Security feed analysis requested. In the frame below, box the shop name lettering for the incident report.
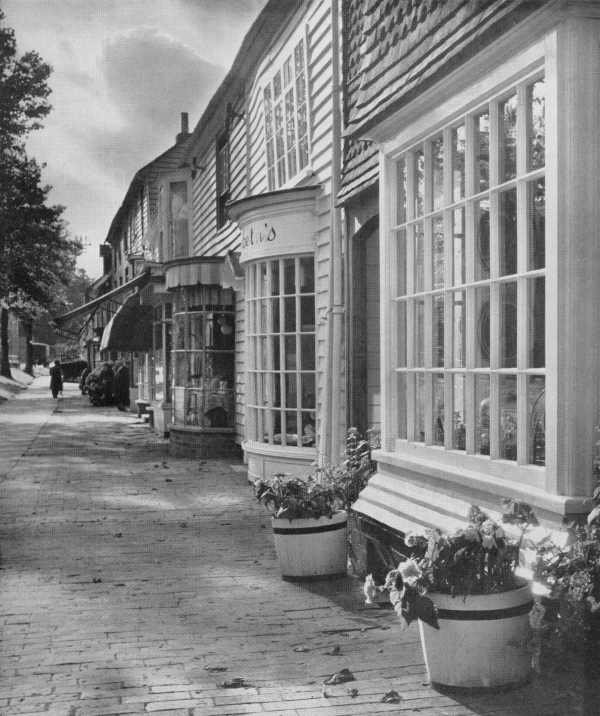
[241,224,276,248]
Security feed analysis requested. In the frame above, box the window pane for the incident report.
[500,375,517,461]
[397,157,407,225]
[273,70,282,98]
[286,373,297,408]
[414,224,425,293]
[452,124,466,201]
[283,56,292,86]
[474,111,490,193]
[283,259,295,293]
[397,372,407,439]
[433,374,444,446]
[301,373,315,409]
[474,286,490,367]
[528,376,545,466]
[433,294,444,368]
[300,335,315,371]
[272,335,280,370]
[452,374,466,450]
[414,148,424,217]
[527,276,545,368]
[529,79,545,171]
[500,93,517,182]
[500,281,518,368]
[283,296,296,332]
[271,260,280,295]
[433,215,444,289]
[415,372,425,442]
[284,335,296,369]
[299,256,314,292]
[499,189,518,276]
[397,228,407,296]
[397,301,407,368]
[528,178,545,270]
[475,199,490,281]
[299,295,314,331]
[272,297,280,333]
[475,374,490,456]
[294,40,304,76]
[452,291,466,368]
[432,135,444,211]
[453,208,465,285]
[414,298,425,367]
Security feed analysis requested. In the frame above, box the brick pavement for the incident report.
[0,378,590,715]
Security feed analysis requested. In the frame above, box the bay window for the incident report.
[246,256,316,447]
[392,74,545,467]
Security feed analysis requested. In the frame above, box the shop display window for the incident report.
[246,256,316,448]
[392,74,545,466]
[172,287,235,429]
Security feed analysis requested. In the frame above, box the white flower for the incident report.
[482,534,496,550]
[398,559,423,586]
[481,519,497,536]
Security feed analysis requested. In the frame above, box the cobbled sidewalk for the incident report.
[0,378,588,715]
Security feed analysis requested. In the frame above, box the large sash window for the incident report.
[393,75,545,466]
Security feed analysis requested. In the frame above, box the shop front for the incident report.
[165,256,238,458]
[228,186,319,481]
[348,4,598,576]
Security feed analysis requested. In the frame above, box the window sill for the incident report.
[372,446,588,520]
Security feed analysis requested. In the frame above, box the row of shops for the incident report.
[56,0,600,576]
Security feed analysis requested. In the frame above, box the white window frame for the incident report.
[379,41,551,493]
[262,28,311,192]
[245,255,316,449]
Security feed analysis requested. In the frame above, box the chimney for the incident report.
[176,112,190,144]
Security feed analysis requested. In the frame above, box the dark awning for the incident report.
[54,271,151,326]
[99,294,153,352]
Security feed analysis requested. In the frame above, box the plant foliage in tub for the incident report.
[376,500,539,630]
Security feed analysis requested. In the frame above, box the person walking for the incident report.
[79,362,91,394]
[113,361,130,412]
[49,360,63,399]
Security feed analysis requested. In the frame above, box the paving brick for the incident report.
[0,380,588,716]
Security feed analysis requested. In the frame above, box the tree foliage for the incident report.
[0,9,83,377]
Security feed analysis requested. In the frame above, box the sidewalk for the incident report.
[0,380,588,715]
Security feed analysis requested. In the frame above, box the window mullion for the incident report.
[489,100,500,188]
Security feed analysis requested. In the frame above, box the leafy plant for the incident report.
[253,473,340,521]
[375,500,538,631]
[253,427,380,520]
[528,482,600,674]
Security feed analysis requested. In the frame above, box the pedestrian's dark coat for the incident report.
[49,362,63,398]
[113,363,130,408]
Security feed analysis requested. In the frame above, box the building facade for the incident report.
[56,1,599,578]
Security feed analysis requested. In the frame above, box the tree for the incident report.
[0,9,82,378]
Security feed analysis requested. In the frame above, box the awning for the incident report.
[99,294,153,352]
[54,271,151,326]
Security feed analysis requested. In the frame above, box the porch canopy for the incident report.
[99,294,153,352]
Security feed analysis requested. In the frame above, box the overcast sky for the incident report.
[3,0,269,279]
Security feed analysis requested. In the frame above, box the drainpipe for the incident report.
[322,0,344,466]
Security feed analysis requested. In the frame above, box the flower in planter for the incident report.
[373,500,538,632]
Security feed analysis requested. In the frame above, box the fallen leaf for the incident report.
[218,678,252,688]
[347,688,359,698]
[324,668,355,685]
[293,646,309,652]
[381,690,402,703]
[205,666,228,672]
[326,645,341,655]
[114,533,123,538]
